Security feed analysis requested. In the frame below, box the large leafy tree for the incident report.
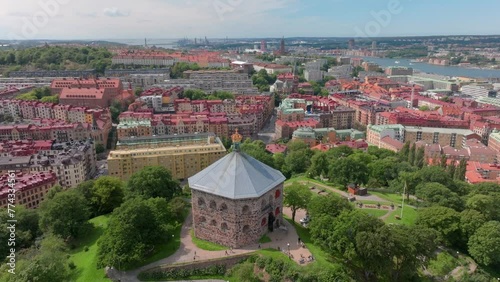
[240,139,274,168]
[283,182,311,222]
[284,150,313,175]
[416,206,461,246]
[97,197,178,269]
[468,221,500,267]
[308,151,329,178]
[329,155,369,188]
[0,206,40,258]
[466,194,500,221]
[415,182,464,211]
[11,235,71,282]
[356,225,438,281]
[127,166,180,200]
[460,209,487,245]
[307,193,353,220]
[368,157,400,187]
[39,190,90,239]
[91,176,125,216]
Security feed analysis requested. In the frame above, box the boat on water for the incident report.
[409,63,414,65]
[395,61,400,64]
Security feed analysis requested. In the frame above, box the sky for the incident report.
[1,0,499,40]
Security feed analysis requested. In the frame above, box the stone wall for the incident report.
[191,183,283,248]
[141,253,254,274]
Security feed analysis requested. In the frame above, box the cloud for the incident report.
[103,7,130,17]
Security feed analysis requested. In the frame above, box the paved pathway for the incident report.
[113,210,312,282]
[285,180,391,203]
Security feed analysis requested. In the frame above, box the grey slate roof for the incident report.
[188,151,286,200]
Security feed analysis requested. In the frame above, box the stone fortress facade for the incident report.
[189,130,285,248]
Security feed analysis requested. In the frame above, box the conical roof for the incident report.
[188,151,286,200]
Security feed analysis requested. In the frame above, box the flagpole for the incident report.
[401,181,406,219]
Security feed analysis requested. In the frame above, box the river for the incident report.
[361,57,500,79]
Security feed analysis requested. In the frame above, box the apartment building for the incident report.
[0,139,96,188]
[0,171,57,209]
[108,133,227,180]
[368,124,479,149]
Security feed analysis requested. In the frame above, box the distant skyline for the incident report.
[1,0,500,40]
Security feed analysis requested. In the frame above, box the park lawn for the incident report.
[190,230,228,251]
[70,215,111,282]
[361,208,390,218]
[369,191,404,203]
[384,206,418,225]
[286,177,343,191]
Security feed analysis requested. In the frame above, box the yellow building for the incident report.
[108,133,227,180]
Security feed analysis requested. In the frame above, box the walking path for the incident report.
[285,180,390,203]
[113,211,312,282]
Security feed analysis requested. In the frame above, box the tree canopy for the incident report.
[39,190,91,239]
[283,182,311,222]
[467,221,500,267]
[97,197,178,269]
[127,166,181,200]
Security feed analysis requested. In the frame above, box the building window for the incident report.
[210,220,217,226]
[275,189,281,198]
[242,205,250,214]
[198,197,206,208]
[209,200,217,210]
[221,223,228,232]
[198,216,206,225]
[242,225,250,233]
[261,218,267,226]
[275,207,281,216]
[220,203,228,212]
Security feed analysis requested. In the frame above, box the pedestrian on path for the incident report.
[298,237,301,245]
[225,250,228,255]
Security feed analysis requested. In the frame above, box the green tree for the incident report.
[45,185,63,200]
[39,190,90,239]
[272,152,286,172]
[440,155,448,168]
[283,182,311,222]
[466,194,500,221]
[399,141,410,161]
[454,158,467,181]
[285,150,312,175]
[366,146,397,160]
[14,235,71,282]
[415,182,464,211]
[134,87,143,97]
[0,206,40,258]
[240,140,274,168]
[408,143,416,165]
[91,176,125,216]
[40,95,59,103]
[468,221,500,266]
[329,156,369,188]
[127,166,181,200]
[368,157,399,187]
[307,193,353,220]
[97,198,177,269]
[460,209,487,245]
[416,206,461,246]
[447,162,456,178]
[414,146,425,168]
[307,151,329,178]
[95,143,105,154]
